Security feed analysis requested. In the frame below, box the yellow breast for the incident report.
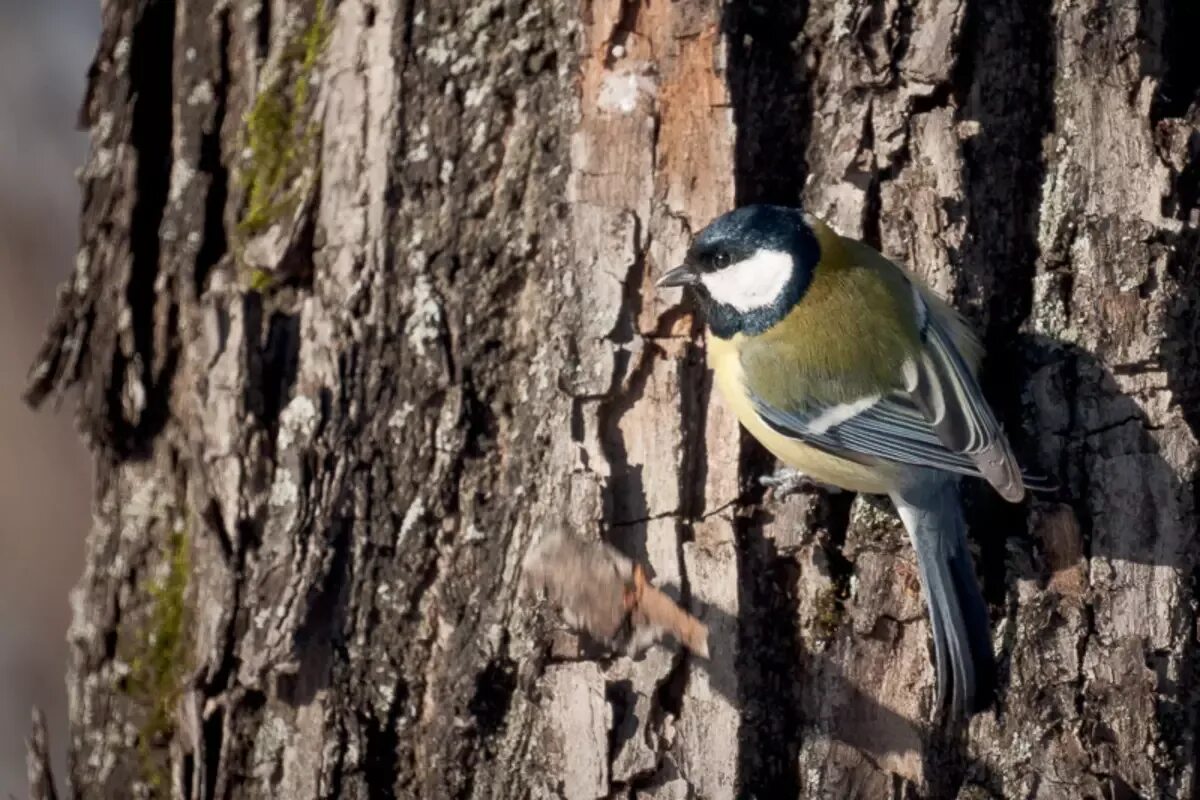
[706,332,903,495]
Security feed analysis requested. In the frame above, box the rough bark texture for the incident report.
[27,0,1199,797]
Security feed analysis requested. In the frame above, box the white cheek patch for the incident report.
[699,249,794,312]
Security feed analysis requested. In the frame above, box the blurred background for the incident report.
[0,0,98,791]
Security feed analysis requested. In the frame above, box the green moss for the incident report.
[126,530,191,796]
[240,90,298,235]
[247,267,277,293]
[293,4,330,110]
[237,1,330,239]
[812,586,843,642]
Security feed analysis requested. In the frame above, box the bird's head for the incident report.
[656,205,820,338]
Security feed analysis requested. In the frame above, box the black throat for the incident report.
[698,272,810,338]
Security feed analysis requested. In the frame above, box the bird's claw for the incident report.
[759,468,843,501]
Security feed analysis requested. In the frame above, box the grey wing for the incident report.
[751,389,998,481]
[749,292,1036,500]
[909,305,1026,500]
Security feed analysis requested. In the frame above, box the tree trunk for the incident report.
[27,0,1199,797]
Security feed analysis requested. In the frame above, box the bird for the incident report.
[656,204,1049,718]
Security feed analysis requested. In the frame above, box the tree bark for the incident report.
[27,0,1200,797]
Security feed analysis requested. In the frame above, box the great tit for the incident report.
[657,205,1046,718]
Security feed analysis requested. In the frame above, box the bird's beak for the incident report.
[655,264,699,288]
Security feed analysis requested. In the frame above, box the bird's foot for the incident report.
[759,468,843,502]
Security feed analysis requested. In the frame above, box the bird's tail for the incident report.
[890,476,996,718]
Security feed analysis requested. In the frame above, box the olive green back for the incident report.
[736,233,923,410]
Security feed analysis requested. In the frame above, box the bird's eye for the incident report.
[711,252,730,270]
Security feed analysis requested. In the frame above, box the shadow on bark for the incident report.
[722,0,813,794]
[1162,226,1200,798]
[716,0,1200,795]
[599,213,654,568]
[953,0,1055,614]
[1150,0,1200,440]
[724,0,812,208]
[953,3,1056,795]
